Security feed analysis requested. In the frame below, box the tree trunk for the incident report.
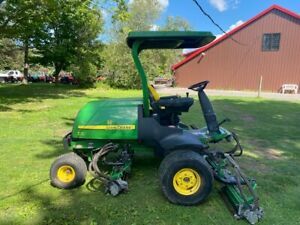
[23,39,29,80]
[53,62,63,84]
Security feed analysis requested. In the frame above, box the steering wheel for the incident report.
[188,80,209,91]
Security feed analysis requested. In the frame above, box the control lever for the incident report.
[218,118,231,126]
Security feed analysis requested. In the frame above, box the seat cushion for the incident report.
[157,97,194,112]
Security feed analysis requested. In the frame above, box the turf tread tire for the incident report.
[50,152,87,189]
[159,150,213,205]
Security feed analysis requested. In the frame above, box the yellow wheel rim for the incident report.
[57,165,75,183]
[173,168,201,196]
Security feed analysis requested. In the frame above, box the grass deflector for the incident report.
[50,31,263,224]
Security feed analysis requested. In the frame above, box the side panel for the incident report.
[159,132,208,155]
[72,99,142,140]
[138,106,208,156]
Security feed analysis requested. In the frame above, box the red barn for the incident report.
[172,5,300,92]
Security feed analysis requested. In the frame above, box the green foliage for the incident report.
[0,0,104,84]
[102,42,140,88]
[0,0,48,77]
[162,16,191,31]
[69,41,104,87]
[69,62,98,87]
[33,0,104,83]
[103,0,192,89]
[126,0,162,31]
[111,0,130,23]
[0,38,23,70]
[0,0,189,86]
[148,16,191,79]
[0,0,46,41]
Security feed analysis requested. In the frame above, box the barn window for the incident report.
[262,33,281,51]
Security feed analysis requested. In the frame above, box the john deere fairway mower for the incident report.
[50,31,263,224]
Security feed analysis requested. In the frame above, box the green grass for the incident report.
[0,83,299,225]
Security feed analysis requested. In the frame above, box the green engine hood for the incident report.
[72,99,142,140]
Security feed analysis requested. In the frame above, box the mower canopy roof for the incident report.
[127,31,215,50]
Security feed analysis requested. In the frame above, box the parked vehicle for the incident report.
[152,77,174,87]
[45,75,54,83]
[0,70,24,83]
[0,71,8,83]
[28,72,54,83]
[59,73,77,85]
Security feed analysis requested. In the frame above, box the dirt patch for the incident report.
[265,148,285,160]
[52,129,69,138]
[252,148,287,160]
[239,158,272,174]
[247,139,269,147]
[240,114,256,122]
[246,139,287,161]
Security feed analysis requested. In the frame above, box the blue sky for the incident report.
[157,0,299,36]
[100,0,299,42]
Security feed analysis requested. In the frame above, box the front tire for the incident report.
[159,150,213,205]
[50,152,87,189]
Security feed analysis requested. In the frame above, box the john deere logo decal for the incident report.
[78,125,135,130]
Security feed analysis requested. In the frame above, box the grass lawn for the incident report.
[0,84,300,225]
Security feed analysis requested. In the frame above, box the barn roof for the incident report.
[172,5,300,70]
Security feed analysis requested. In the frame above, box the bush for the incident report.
[69,62,97,87]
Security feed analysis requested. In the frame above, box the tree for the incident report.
[0,0,104,84]
[152,16,191,77]
[33,0,104,84]
[102,0,191,89]
[161,16,191,31]
[68,40,103,85]
[0,0,46,79]
[0,38,23,70]
[102,0,162,88]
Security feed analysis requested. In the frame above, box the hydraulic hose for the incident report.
[89,143,118,184]
[225,132,243,157]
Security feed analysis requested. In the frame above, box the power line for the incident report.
[191,0,246,46]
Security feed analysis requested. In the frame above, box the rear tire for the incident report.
[50,152,87,189]
[159,150,213,205]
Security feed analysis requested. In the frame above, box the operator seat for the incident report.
[148,85,194,125]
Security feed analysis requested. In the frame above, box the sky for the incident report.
[155,0,299,36]
[101,0,299,43]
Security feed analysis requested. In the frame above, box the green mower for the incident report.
[50,31,263,224]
